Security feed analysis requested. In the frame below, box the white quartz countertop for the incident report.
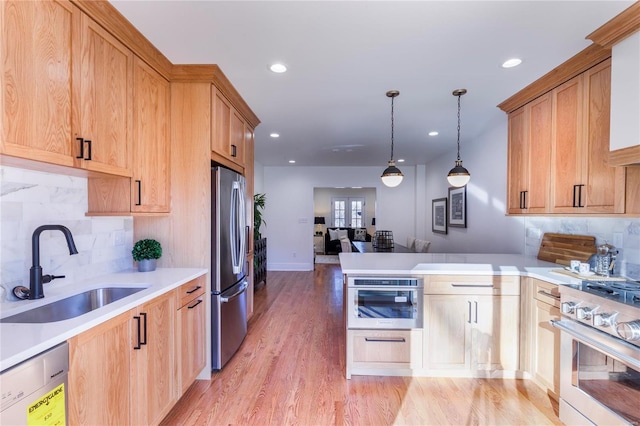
[339,252,587,286]
[0,268,207,372]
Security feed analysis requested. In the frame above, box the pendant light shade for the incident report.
[381,90,403,187]
[447,89,470,187]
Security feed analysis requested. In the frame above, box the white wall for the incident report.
[263,166,417,270]
[0,166,134,301]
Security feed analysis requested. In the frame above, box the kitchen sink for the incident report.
[0,287,148,323]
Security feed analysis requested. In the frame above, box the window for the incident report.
[332,197,365,227]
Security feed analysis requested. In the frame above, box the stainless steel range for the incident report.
[552,279,640,425]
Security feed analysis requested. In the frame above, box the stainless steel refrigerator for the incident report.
[211,165,248,370]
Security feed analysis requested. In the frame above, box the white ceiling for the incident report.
[110,0,634,168]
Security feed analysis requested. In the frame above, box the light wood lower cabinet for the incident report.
[176,277,206,394]
[423,294,520,372]
[68,287,195,425]
[532,298,561,398]
[423,275,520,374]
[346,329,422,378]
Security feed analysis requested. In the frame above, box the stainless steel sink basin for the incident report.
[0,287,147,323]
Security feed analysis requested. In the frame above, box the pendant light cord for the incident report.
[390,95,395,162]
[456,93,461,161]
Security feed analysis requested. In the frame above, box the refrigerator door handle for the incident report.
[231,181,241,274]
[221,280,248,303]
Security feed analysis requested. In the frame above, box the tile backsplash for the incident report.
[524,216,640,280]
[0,166,133,301]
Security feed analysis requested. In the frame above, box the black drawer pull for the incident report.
[188,299,203,309]
[186,285,202,294]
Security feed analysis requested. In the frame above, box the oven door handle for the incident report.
[551,319,640,370]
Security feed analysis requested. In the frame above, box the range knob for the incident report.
[576,306,595,320]
[561,301,577,315]
[616,321,640,342]
[593,312,616,328]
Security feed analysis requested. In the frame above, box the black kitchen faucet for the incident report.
[13,225,79,300]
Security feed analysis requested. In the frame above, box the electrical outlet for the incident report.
[613,232,623,248]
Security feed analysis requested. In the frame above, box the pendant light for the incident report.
[381,90,403,187]
[447,89,471,187]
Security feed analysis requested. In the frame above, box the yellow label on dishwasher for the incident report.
[27,383,66,426]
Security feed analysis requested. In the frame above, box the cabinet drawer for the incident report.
[533,279,560,308]
[177,276,205,308]
[424,275,520,296]
[350,330,420,364]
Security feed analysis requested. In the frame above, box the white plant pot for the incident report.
[137,259,156,272]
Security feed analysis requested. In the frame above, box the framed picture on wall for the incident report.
[432,198,447,234]
[448,186,467,228]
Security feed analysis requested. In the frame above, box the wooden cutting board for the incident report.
[537,233,596,266]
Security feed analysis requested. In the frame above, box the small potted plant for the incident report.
[132,239,162,272]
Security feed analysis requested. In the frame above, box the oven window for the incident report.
[356,290,415,319]
[575,342,640,424]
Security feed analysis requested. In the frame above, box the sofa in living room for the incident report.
[324,227,372,254]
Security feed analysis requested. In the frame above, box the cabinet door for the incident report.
[424,295,471,370]
[533,300,560,397]
[131,291,177,425]
[229,110,246,167]
[551,75,583,212]
[68,311,132,425]
[177,293,206,394]
[473,296,519,371]
[507,107,528,213]
[1,0,75,167]
[74,14,133,176]
[582,60,625,213]
[526,94,552,213]
[212,86,232,157]
[131,57,171,213]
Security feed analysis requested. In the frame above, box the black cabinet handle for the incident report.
[85,139,92,160]
[187,299,203,309]
[231,144,237,158]
[140,312,147,346]
[572,185,578,207]
[186,285,202,294]
[135,180,142,206]
[76,137,84,159]
[577,184,585,208]
[519,191,523,209]
[133,315,142,349]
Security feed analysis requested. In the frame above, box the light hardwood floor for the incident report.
[161,265,561,425]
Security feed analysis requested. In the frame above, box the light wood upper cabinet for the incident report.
[507,93,552,214]
[551,60,625,214]
[1,0,133,177]
[1,0,75,167]
[212,85,247,169]
[131,57,171,213]
[507,58,638,215]
[73,14,133,177]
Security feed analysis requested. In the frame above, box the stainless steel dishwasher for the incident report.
[1,342,69,425]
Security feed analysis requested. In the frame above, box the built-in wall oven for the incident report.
[551,281,640,425]
[346,276,423,329]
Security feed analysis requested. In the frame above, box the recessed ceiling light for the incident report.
[428,131,439,136]
[288,160,295,164]
[502,58,522,68]
[270,133,280,138]
[397,159,405,163]
[270,63,287,73]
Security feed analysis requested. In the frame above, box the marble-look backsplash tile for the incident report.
[524,216,640,280]
[0,166,133,301]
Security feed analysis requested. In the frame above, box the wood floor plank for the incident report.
[161,265,560,425]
